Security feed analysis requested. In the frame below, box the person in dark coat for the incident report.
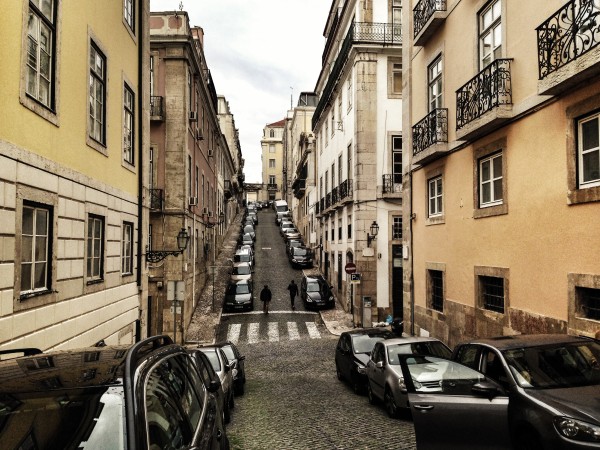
[287,280,298,310]
[260,285,272,314]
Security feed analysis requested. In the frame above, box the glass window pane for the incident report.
[35,236,47,262]
[582,119,599,150]
[22,236,33,263]
[437,196,443,212]
[94,220,101,239]
[34,262,46,289]
[482,183,491,203]
[23,208,34,235]
[583,151,600,182]
[21,264,32,291]
[481,160,490,182]
[93,258,100,276]
[493,154,502,176]
[494,179,503,200]
[36,210,48,235]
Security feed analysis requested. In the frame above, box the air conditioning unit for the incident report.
[207,148,214,157]
[195,128,204,140]
[188,197,198,206]
[202,207,209,215]
[189,111,198,122]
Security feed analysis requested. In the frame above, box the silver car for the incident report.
[365,337,452,417]
[198,347,235,421]
[230,261,252,281]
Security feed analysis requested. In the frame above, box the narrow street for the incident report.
[220,209,417,449]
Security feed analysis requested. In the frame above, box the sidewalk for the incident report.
[185,210,356,343]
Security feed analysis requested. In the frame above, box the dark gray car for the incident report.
[404,334,600,449]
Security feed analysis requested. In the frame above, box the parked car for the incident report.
[365,337,453,417]
[230,261,253,281]
[189,347,231,424]
[238,244,254,256]
[437,334,600,450]
[0,336,230,450]
[197,346,235,423]
[300,275,335,309]
[223,279,254,312]
[233,248,254,269]
[289,246,313,268]
[286,239,304,256]
[335,328,396,394]
[238,233,254,249]
[279,221,294,236]
[283,227,301,241]
[241,224,256,240]
[247,212,258,224]
[217,341,247,396]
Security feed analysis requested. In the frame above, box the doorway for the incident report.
[392,245,403,318]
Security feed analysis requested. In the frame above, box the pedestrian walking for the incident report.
[260,284,272,314]
[287,280,298,310]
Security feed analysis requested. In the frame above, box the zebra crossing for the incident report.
[224,319,324,344]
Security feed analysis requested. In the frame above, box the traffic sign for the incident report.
[345,262,357,274]
[350,273,361,283]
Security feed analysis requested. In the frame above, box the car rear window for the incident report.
[387,341,452,364]
[233,265,251,275]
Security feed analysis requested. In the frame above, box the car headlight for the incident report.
[554,417,600,442]
[398,376,407,392]
[292,259,298,263]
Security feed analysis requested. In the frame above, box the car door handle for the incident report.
[413,404,434,411]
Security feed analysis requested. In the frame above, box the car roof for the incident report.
[457,334,591,350]
[227,278,251,285]
[235,248,251,255]
[380,337,444,346]
[343,328,395,337]
[232,261,251,267]
[304,275,326,282]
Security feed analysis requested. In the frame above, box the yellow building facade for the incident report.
[403,0,600,346]
[0,0,150,350]
[261,119,286,201]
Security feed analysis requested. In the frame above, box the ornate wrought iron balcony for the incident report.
[325,192,332,209]
[319,197,325,214]
[293,179,306,199]
[150,188,163,211]
[331,186,339,205]
[338,179,353,202]
[412,108,448,156]
[537,0,600,79]
[413,0,447,43]
[150,96,164,119]
[382,174,402,194]
[456,59,513,130]
[267,183,278,191]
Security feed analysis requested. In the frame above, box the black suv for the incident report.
[0,336,230,450]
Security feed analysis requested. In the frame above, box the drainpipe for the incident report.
[409,170,415,336]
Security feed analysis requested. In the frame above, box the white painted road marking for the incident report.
[305,322,321,339]
[268,322,279,342]
[287,322,300,340]
[247,322,260,344]
[227,323,241,344]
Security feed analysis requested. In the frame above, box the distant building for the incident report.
[0,1,150,350]
[261,119,286,202]
[403,0,600,345]
[313,0,403,326]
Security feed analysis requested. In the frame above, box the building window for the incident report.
[269,144,275,153]
[392,0,402,25]
[479,0,502,69]
[392,216,402,239]
[124,0,134,32]
[392,136,402,184]
[270,129,275,138]
[480,276,505,313]
[338,95,343,123]
[123,84,134,165]
[325,121,329,145]
[269,175,276,185]
[89,42,106,145]
[428,56,443,111]
[269,159,276,168]
[331,110,335,136]
[87,215,104,281]
[338,219,342,241]
[479,152,503,207]
[347,145,352,180]
[577,287,600,320]
[429,270,444,312]
[148,224,152,251]
[389,59,402,97]
[347,75,352,111]
[188,155,192,199]
[21,203,51,295]
[577,112,600,188]
[428,176,443,217]
[348,214,352,239]
[26,0,56,108]
[122,222,133,275]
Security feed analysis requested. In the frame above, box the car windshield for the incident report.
[352,334,390,354]
[306,281,321,292]
[201,350,221,371]
[386,341,452,364]
[221,345,235,361]
[404,356,487,395]
[293,248,308,256]
[502,341,600,389]
[0,388,126,449]
[234,254,250,263]
[227,284,250,294]
[233,265,250,275]
[242,236,252,242]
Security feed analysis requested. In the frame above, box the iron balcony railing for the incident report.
[150,188,163,210]
[413,0,447,38]
[412,108,448,155]
[382,174,403,194]
[338,179,352,200]
[331,186,339,205]
[313,21,402,130]
[326,192,332,209]
[267,183,278,191]
[150,96,164,118]
[456,59,513,130]
[537,0,600,79]
[319,197,325,213]
[315,201,320,215]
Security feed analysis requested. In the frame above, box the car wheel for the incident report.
[384,387,398,418]
[367,382,378,405]
[335,363,343,381]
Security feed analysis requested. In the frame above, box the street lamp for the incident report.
[366,221,379,247]
[146,228,190,263]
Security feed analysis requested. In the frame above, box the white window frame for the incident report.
[87,215,104,281]
[577,113,600,188]
[428,56,443,111]
[479,0,502,69]
[479,152,503,207]
[89,42,106,145]
[122,222,133,275]
[26,0,55,108]
[428,176,443,217]
[269,159,276,168]
[123,0,134,32]
[123,83,134,165]
[21,204,50,294]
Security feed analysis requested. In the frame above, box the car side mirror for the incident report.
[471,381,501,400]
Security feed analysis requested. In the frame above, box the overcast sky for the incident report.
[150,0,332,182]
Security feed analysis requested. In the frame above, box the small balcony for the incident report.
[292,178,306,199]
[382,174,402,198]
[325,192,332,209]
[338,179,353,204]
[537,0,600,95]
[412,108,449,165]
[149,188,163,211]
[456,59,513,141]
[319,197,325,215]
[267,183,278,191]
[150,96,164,121]
[413,0,447,46]
[224,180,232,199]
